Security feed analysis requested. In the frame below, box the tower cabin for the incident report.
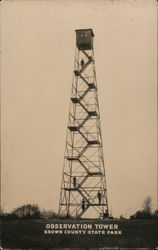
[75,29,94,50]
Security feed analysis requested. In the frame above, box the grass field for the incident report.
[1,218,158,249]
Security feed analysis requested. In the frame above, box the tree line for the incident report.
[0,204,68,219]
[1,196,158,220]
[129,196,158,220]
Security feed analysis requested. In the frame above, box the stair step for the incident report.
[78,175,89,186]
[80,60,91,73]
[77,204,90,218]
[68,114,90,132]
[80,88,90,100]
[78,115,90,129]
[78,144,89,157]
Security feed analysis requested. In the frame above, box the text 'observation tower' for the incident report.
[58,29,109,219]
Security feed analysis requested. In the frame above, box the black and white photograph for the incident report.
[0,0,157,248]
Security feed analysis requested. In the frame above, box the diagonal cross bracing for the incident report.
[58,29,109,219]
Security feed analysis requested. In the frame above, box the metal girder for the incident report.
[58,36,109,219]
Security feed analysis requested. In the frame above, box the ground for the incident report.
[1,218,158,249]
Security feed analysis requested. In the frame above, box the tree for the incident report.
[142,196,152,215]
[13,204,41,218]
[130,196,153,220]
[153,209,158,219]
[119,214,126,220]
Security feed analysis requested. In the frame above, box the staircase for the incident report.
[77,143,89,158]
[62,169,103,218]
[66,139,100,160]
[71,83,96,104]
[76,184,91,218]
[78,175,89,187]
[73,52,94,88]
[79,57,92,74]
[78,189,90,204]
[78,114,90,129]
[81,49,92,59]
[78,139,100,158]
[78,171,102,187]
[79,87,91,101]
[77,204,90,218]
[68,110,98,132]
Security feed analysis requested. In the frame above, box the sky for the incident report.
[1,0,157,218]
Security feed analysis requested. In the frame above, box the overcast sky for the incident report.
[1,0,157,218]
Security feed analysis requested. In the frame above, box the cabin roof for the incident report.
[75,29,94,37]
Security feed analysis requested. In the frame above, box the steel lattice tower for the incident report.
[58,29,109,219]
